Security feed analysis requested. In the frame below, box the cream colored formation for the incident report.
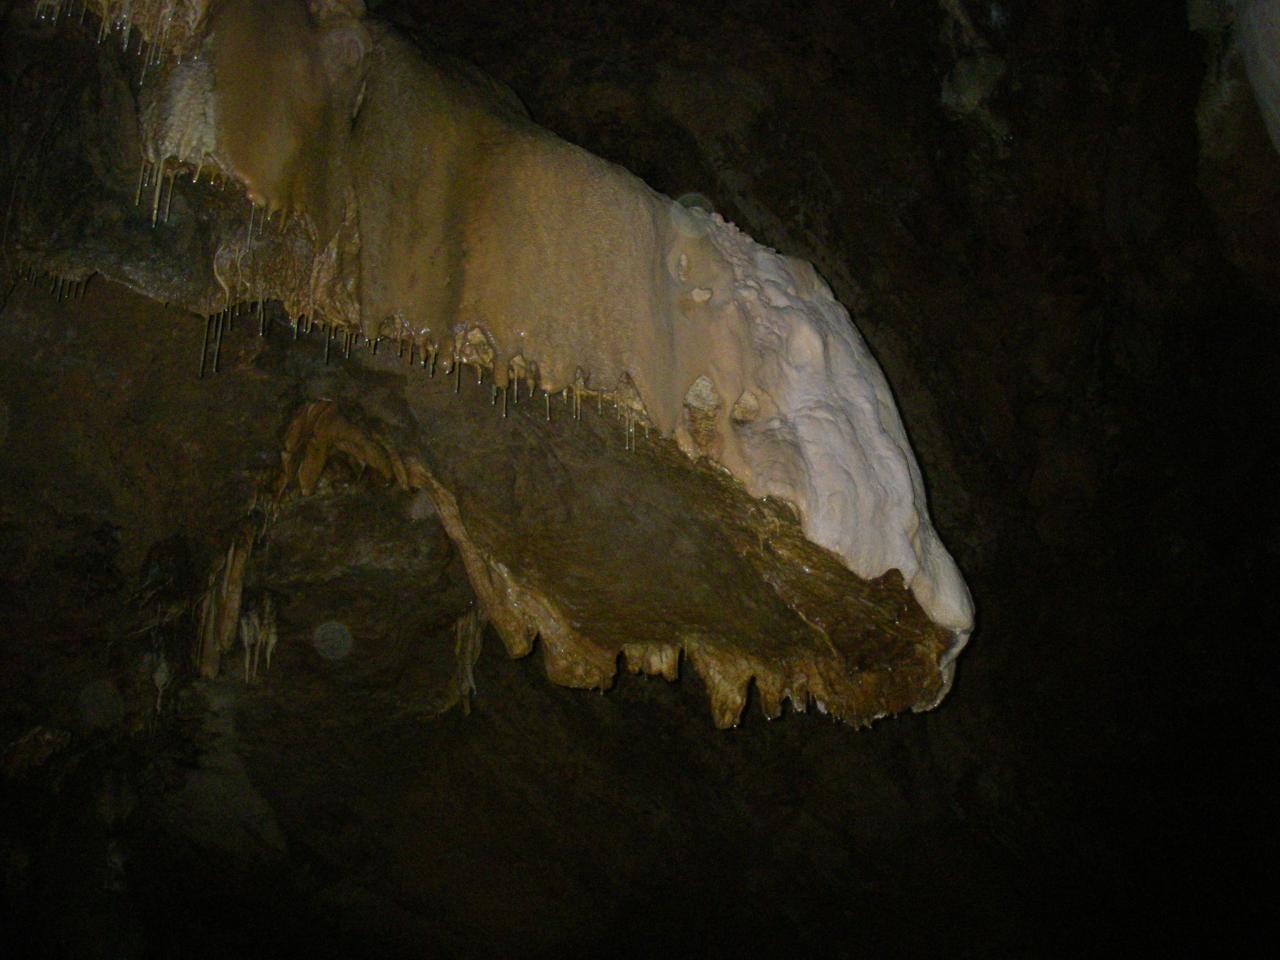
[238,594,277,683]
[32,0,975,710]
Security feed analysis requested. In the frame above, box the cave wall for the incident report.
[1,0,1274,955]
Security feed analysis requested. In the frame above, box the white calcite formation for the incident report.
[670,208,976,645]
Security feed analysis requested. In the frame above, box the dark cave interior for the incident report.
[0,1,1275,956]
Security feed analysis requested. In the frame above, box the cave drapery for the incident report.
[2,0,973,729]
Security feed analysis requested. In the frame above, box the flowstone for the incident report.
[2,0,974,727]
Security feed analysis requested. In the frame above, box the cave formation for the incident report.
[0,1,1273,957]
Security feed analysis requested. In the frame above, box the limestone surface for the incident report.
[2,0,973,724]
